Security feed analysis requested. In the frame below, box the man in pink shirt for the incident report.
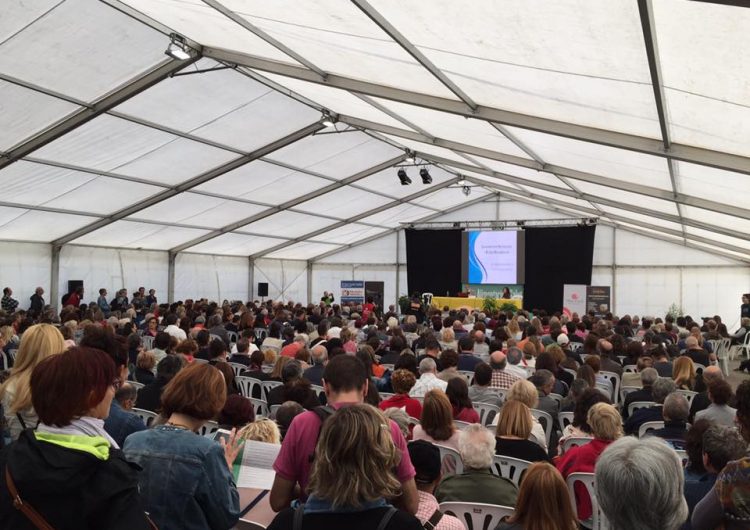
[270,355,419,514]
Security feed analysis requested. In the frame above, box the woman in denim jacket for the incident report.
[124,363,244,530]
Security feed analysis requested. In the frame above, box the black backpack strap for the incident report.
[375,507,398,530]
[308,406,336,463]
[423,509,444,530]
[15,413,27,430]
[292,503,305,530]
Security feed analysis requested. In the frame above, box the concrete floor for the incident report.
[726,355,750,389]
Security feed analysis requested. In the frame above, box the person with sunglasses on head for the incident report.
[0,347,153,529]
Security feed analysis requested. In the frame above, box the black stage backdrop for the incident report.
[405,229,463,297]
[523,225,596,312]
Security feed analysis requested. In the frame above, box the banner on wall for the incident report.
[463,284,524,300]
[563,284,587,318]
[586,286,611,317]
[340,280,365,304]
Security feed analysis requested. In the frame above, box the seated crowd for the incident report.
[0,286,748,529]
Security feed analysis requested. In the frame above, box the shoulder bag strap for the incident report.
[15,413,27,430]
[292,503,305,530]
[423,509,444,530]
[375,506,398,530]
[5,467,55,530]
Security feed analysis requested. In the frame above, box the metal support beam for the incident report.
[306,261,313,305]
[50,245,61,313]
[351,0,477,108]
[310,194,494,262]
[52,121,324,246]
[251,175,461,258]
[203,48,750,175]
[638,0,687,243]
[339,115,750,222]
[395,229,401,308]
[422,152,750,242]
[612,227,617,314]
[170,154,406,253]
[248,257,255,301]
[167,252,176,304]
[0,56,200,171]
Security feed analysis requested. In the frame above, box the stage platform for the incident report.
[432,296,523,311]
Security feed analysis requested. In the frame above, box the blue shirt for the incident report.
[123,425,240,530]
[104,401,146,448]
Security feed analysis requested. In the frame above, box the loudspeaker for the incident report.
[257,282,269,297]
[68,280,83,294]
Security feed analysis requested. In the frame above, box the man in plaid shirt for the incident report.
[489,350,522,390]
[1,287,18,313]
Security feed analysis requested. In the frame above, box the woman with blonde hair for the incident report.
[556,402,623,521]
[495,401,551,463]
[412,389,460,452]
[0,324,65,440]
[498,462,578,530]
[440,327,457,350]
[267,404,422,530]
[507,317,522,341]
[238,418,281,445]
[494,379,547,450]
[269,355,292,381]
[673,356,696,390]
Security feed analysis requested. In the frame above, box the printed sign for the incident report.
[340,280,365,304]
[563,284,587,318]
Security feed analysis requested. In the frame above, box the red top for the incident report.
[379,393,423,420]
[556,438,614,520]
[66,292,80,307]
[453,406,480,424]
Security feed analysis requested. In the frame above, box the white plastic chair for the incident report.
[454,420,473,431]
[549,393,564,407]
[490,455,532,487]
[250,397,269,418]
[638,421,665,438]
[623,364,637,373]
[434,444,464,476]
[129,381,145,392]
[561,436,592,453]
[559,411,575,429]
[228,362,246,377]
[457,370,475,385]
[569,343,583,352]
[132,407,158,427]
[531,409,553,447]
[235,376,263,399]
[199,420,220,437]
[192,358,209,365]
[694,363,707,375]
[524,366,536,378]
[472,402,500,426]
[599,371,621,404]
[566,472,609,530]
[676,389,698,406]
[141,335,154,350]
[628,401,655,417]
[310,384,326,403]
[227,331,239,344]
[261,380,283,401]
[439,502,514,530]
[619,386,639,403]
[729,332,750,360]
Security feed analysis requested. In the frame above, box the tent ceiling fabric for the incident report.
[0,0,748,262]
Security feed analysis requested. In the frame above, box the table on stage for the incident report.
[432,296,523,311]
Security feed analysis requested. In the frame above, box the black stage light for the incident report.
[419,168,432,184]
[462,185,471,196]
[398,169,411,185]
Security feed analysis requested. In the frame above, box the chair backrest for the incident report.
[472,402,500,426]
[254,328,268,342]
[250,397,269,418]
[380,363,395,371]
[569,342,583,352]
[694,363,707,375]
[192,358,209,365]
[199,420,220,437]
[379,392,395,400]
[559,411,575,429]
[457,370,475,385]
[406,416,420,427]
[209,334,224,344]
[473,342,490,356]
[227,331,238,344]
[236,376,263,399]
[229,362,246,377]
[524,366,536,378]
[310,384,326,404]
[628,401,656,417]
[675,449,688,467]
[491,455,532,487]
[269,404,281,417]
[676,389,698,405]
[234,519,266,530]
[261,380,283,401]
[530,409,553,447]
[129,381,145,392]
[439,502,514,530]
[619,385,640,403]
[566,472,609,530]
[599,371,620,404]
[616,356,626,364]
[563,368,578,379]
[132,407,158,427]
[623,364,637,373]
[141,335,154,350]
[548,393,564,406]
[453,420,473,431]
[562,436,592,453]
[638,421,665,438]
[434,443,464,476]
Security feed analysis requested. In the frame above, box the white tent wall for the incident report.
[59,246,168,304]
[174,253,248,303]
[0,242,51,310]
[253,258,308,303]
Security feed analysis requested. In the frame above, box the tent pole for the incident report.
[248,258,255,302]
[50,245,61,314]
[167,252,176,304]
[307,261,313,306]
[395,230,401,312]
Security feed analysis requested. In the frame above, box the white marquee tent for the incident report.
[0,0,748,325]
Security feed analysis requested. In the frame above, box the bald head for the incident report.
[685,336,699,349]
[702,365,722,384]
[599,340,613,354]
[474,330,485,342]
[489,350,507,370]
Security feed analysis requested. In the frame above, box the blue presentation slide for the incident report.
[467,231,519,284]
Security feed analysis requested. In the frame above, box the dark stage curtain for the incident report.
[405,229,463,297]
[523,226,596,312]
